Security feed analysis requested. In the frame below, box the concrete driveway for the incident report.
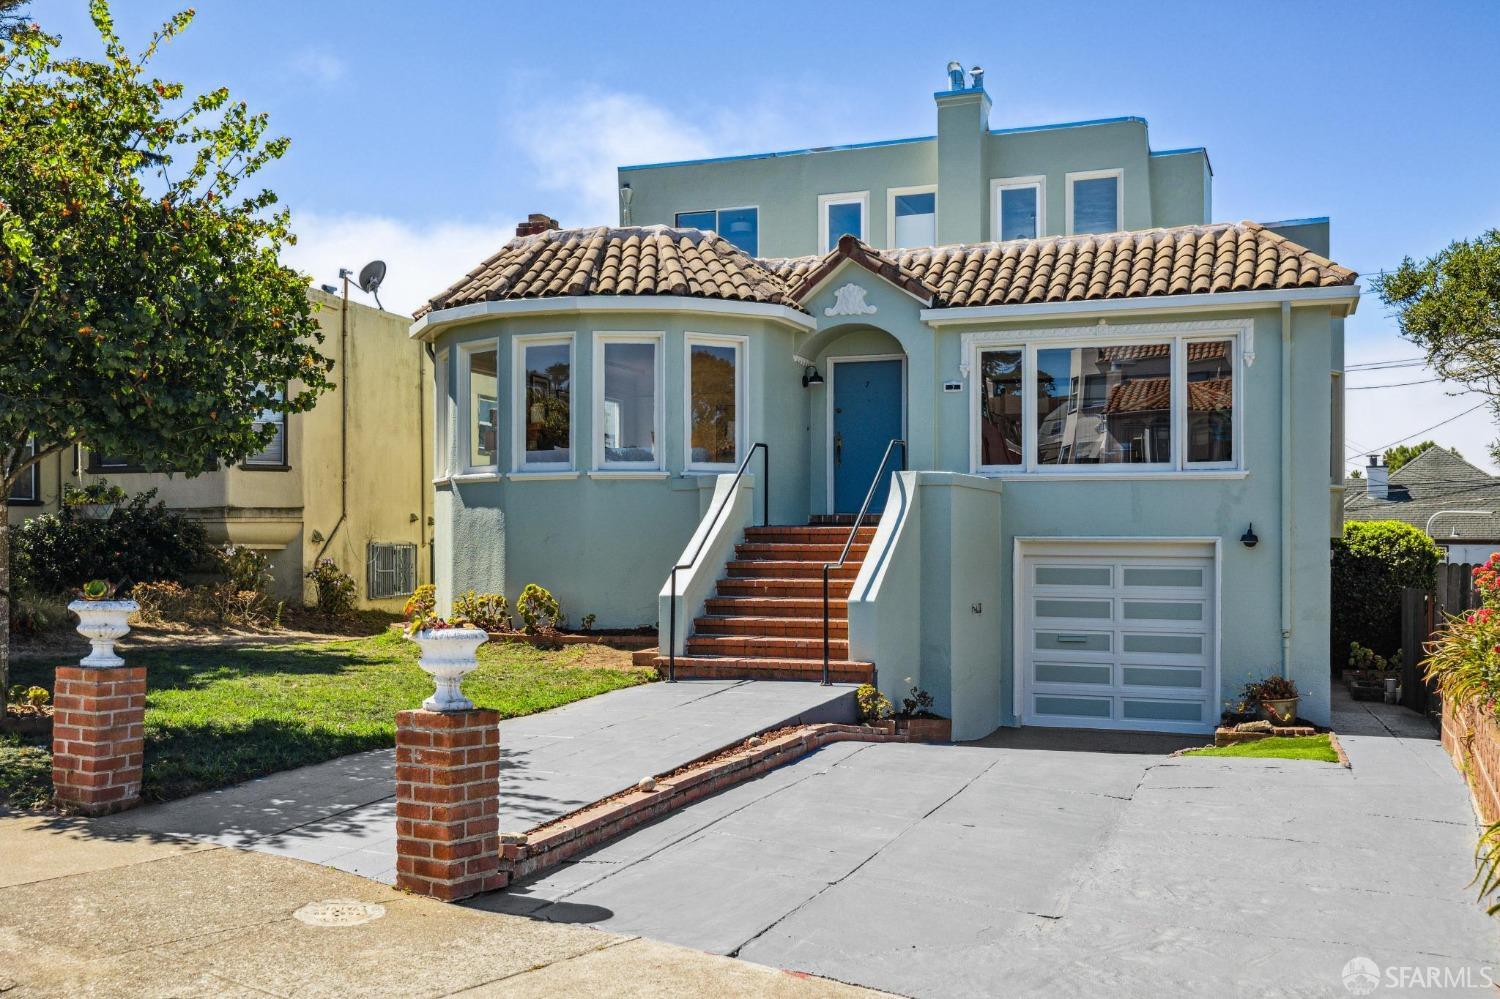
[483,692,1499,997]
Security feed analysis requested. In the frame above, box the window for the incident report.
[686,336,743,470]
[367,542,417,600]
[514,335,573,470]
[461,342,499,471]
[1067,170,1122,235]
[991,177,1045,241]
[1185,340,1234,465]
[243,387,287,468]
[8,437,38,503]
[674,207,758,255]
[968,324,1243,475]
[888,186,936,248]
[1036,343,1171,466]
[594,335,662,469]
[819,192,867,252]
[434,349,451,478]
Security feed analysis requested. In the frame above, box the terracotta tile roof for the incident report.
[416,226,797,318]
[419,220,1356,320]
[1103,377,1232,414]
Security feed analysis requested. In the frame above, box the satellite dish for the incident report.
[357,260,386,309]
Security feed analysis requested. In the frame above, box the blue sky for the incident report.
[40,0,1500,470]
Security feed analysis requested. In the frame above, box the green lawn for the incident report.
[3,632,651,804]
[1184,733,1339,763]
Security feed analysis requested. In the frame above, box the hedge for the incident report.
[1330,520,1440,670]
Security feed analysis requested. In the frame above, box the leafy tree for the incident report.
[1330,520,1441,671]
[0,2,30,41]
[1375,231,1500,457]
[0,4,333,704]
[1383,440,1459,473]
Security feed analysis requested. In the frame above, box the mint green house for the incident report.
[413,65,1359,740]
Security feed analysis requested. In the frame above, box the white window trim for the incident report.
[990,175,1047,241]
[9,436,38,502]
[818,191,869,252]
[433,348,452,481]
[592,332,665,472]
[684,332,748,473]
[886,185,937,248]
[511,332,576,473]
[966,318,1247,477]
[1065,168,1124,235]
[457,339,500,475]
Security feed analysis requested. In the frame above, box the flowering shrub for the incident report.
[855,684,892,722]
[517,583,562,634]
[214,544,272,594]
[305,558,356,620]
[1425,578,1500,715]
[402,584,436,622]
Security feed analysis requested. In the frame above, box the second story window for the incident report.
[992,177,1044,241]
[889,187,936,248]
[1068,170,1122,235]
[819,192,867,252]
[243,387,288,468]
[8,437,39,503]
[674,207,758,256]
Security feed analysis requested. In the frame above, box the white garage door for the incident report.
[1019,544,1217,734]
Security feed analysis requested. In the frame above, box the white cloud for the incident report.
[505,89,793,226]
[282,212,514,317]
[292,49,348,86]
[1343,323,1498,474]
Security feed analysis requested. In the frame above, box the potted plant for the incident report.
[1243,674,1299,726]
[68,579,139,668]
[63,481,127,521]
[405,614,489,711]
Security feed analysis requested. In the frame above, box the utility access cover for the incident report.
[293,899,386,927]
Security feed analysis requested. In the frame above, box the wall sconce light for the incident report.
[1240,523,1259,549]
[802,365,825,388]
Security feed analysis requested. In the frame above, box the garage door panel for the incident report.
[1021,547,1216,734]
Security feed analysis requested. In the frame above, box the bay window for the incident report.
[513,335,573,471]
[971,325,1242,474]
[594,335,662,470]
[686,335,744,470]
[461,341,499,472]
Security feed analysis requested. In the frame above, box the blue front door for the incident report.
[832,359,904,514]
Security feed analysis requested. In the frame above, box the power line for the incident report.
[1346,377,1448,391]
[1344,400,1490,455]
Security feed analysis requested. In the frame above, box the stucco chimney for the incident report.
[516,213,560,237]
[1365,455,1389,500]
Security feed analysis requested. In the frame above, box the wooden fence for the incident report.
[1401,562,1482,715]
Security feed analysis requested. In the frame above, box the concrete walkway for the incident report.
[97,679,854,884]
[0,807,885,997]
[491,689,1499,997]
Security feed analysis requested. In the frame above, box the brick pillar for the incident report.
[394,708,502,901]
[51,666,147,815]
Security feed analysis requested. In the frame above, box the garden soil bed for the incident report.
[483,629,657,652]
[0,707,52,737]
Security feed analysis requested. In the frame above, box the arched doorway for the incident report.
[807,325,907,515]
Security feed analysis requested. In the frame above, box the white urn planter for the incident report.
[409,628,488,711]
[68,599,139,668]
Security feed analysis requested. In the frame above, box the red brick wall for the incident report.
[51,666,147,816]
[394,708,502,901]
[1442,700,1500,824]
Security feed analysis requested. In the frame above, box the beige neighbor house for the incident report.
[8,288,434,610]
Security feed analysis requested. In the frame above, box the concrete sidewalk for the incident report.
[0,807,884,997]
[96,679,855,884]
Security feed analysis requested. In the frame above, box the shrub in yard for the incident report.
[0,737,52,810]
[1330,520,1441,669]
[7,588,71,636]
[9,489,211,595]
[213,544,272,594]
[452,590,511,632]
[855,683,892,722]
[306,558,356,620]
[402,584,436,622]
[517,583,562,634]
[129,581,193,624]
[193,583,269,627]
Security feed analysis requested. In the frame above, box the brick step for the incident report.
[743,525,878,543]
[687,634,849,658]
[734,542,870,561]
[809,514,881,527]
[651,656,875,684]
[704,596,848,617]
[715,577,856,598]
[693,615,848,638]
[726,560,863,579]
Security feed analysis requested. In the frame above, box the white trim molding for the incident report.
[511,332,576,474]
[824,283,878,317]
[818,190,870,253]
[922,284,1361,327]
[411,295,816,341]
[457,339,500,475]
[591,331,666,473]
[1064,168,1124,235]
[990,175,1047,241]
[683,331,749,473]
